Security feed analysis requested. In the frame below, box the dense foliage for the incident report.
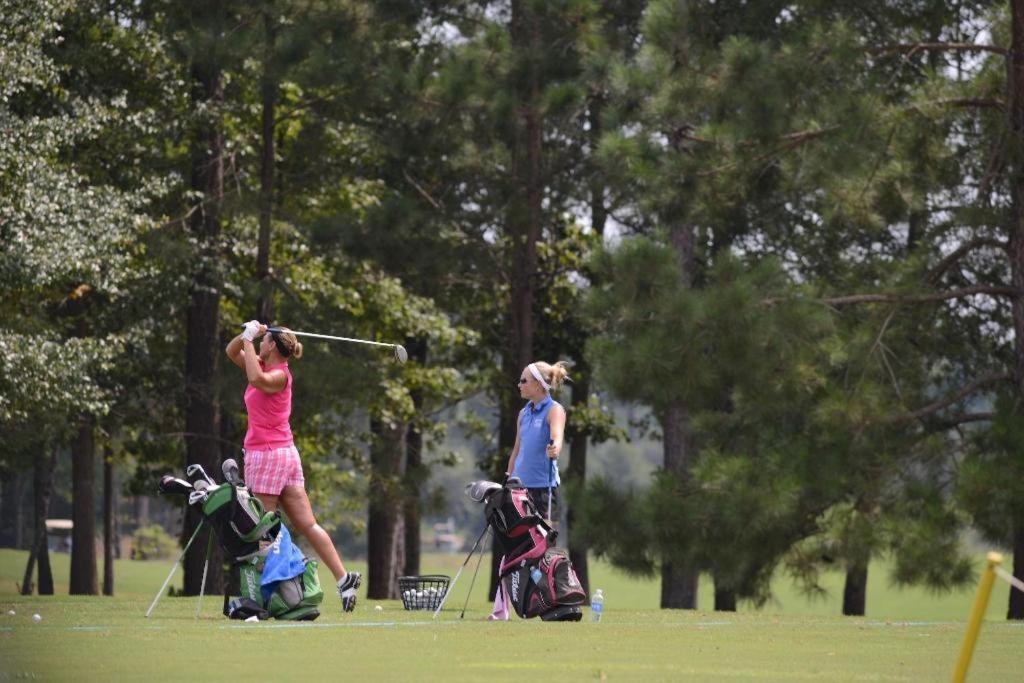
[3,0,1023,616]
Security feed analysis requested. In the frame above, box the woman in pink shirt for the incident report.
[226,320,361,612]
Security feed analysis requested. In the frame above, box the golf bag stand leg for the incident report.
[195,532,215,618]
[460,527,492,618]
[432,523,491,620]
[145,521,205,618]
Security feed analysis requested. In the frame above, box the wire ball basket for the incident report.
[398,575,450,611]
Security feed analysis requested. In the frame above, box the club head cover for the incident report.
[465,480,503,503]
[157,475,194,496]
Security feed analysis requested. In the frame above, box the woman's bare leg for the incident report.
[254,492,279,513]
[278,484,346,581]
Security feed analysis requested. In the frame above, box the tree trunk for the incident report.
[1008,521,1024,620]
[15,470,26,549]
[661,563,698,609]
[490,0,544,601]
[22,446,58,595]
[659,222,701,609]
[403,339,428,578]
[256,8,276,324]
[565,95,609,603]
[220,405,240,596]
[134,495,150,530]
[403,420,422,578]
[660,397,701,609]
[70,420,98,595]
[367,417,407,599]
[103,447,115,596]
[0,471,22,548]
[1009,0,1024,622]
[660,405,699,608]
[182,0,227,596]
[843,561,868,617]
[713,581,737,612]
[566,367,591,602]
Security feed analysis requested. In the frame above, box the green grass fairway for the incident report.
[1,549,1021,681]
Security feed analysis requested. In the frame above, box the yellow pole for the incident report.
[950,551,1003,683]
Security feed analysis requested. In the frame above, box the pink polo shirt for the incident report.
[243,362,294,451]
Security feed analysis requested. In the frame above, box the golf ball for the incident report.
[32,614,41,622]
[6,610,14,616]
[374,604,383,612]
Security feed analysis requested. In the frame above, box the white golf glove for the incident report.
[241,320,261,342]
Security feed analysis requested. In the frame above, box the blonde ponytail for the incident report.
[533,360,570,391]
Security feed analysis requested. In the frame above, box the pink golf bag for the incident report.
[470,478,586,621]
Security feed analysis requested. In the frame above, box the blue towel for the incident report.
[260,525,308,604]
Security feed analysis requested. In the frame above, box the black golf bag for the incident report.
[470,478,586,621]
[157,463,323,621]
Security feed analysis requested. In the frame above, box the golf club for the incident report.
[432,523,491,620]
[189,480,211,506]
[241,324,408,363]
[547,440,555,521]
[222,458,243,487]
[157,475,194,496]
[186,464,215,486]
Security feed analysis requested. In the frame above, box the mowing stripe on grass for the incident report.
[218,619,455,630]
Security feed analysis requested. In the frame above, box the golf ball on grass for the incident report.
[374,604,383,612]
[6,610,14,616]
[32,614,41,622]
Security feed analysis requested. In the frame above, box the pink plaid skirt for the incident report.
[243,445,305,495]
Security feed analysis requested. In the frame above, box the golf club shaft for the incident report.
[266,327,398,350]
[547,442,555,521]
[460,528,491,619]
[145,522,204,618]
[432,523,490,620]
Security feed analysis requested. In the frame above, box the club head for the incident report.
[465,480,503,503]
[186,463,215,485]
[158,475,194,496]
[394,345,408,363]
[222,458,242,486]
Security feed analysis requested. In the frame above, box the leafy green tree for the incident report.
[202,0,483,597]
[1,0,164,594]
[405,0,627,599]
[587,0,1007,611]
[583,239,845,606]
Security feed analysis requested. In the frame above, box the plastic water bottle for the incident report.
[590,588,604,623]
[530,567,543,584]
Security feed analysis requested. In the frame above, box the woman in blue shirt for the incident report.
[504,360,570,523]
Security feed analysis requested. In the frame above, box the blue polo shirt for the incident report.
[512,395,562,488]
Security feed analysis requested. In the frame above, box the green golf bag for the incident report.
[233,527,324,621]
[189,474,324,621]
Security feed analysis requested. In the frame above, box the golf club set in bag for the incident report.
[146,460,323,621]
[433,477,587,622]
